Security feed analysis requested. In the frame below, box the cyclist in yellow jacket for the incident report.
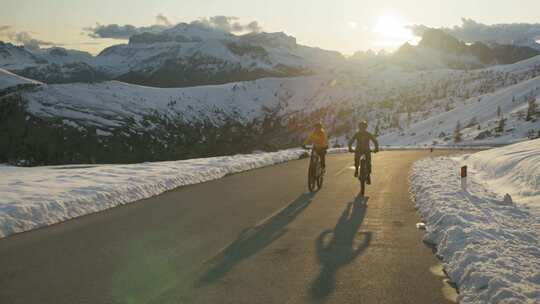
[303,122,329,170]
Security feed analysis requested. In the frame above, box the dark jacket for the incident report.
[348,130,379,152]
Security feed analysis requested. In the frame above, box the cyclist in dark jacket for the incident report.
[348,121,379,183]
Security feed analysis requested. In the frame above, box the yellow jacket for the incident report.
[304,129,328,148]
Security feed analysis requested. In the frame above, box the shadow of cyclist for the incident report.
[310,195,371,301]
[196,192,315,287]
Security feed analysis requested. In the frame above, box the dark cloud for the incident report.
[83,14,173,39]
[246,21,262,33]
[410,18,540,44]
[84,15,262,40]
[84,24,139,39]
[156,14,171,26]
[83,23,167,39]
[195,16,262,33]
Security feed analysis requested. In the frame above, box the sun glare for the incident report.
[373,14,419,48]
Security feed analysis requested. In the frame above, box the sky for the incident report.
[1,0,540,55]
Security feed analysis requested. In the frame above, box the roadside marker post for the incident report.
[461,165,467,190]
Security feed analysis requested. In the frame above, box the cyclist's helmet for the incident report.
[358,121,368,129]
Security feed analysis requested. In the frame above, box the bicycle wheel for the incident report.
[359,159,367,196]
[316,167,324,189]
[308,159,317,192]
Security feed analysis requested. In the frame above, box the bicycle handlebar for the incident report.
[348,147,380,153]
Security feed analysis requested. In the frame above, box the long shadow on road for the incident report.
[197,192,315,286]
[311,195,372,301]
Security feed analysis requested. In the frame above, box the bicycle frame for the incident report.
[310,150,322,177]
[307,148,324,192]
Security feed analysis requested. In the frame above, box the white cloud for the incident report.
[0,26,58,50]
[193,16,262,33]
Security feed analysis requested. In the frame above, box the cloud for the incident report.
[407,24,431,37]
[0,26,58,50]
[156,14,171,26]
[84,14,173,39]
[410,18,540,44]
[83,23,167,39]
[194,16,262,33]
[12,32,57,50]
[84,15,263,40]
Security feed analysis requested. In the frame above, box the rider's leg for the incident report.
[354,150,360,177]
[366,152,372,184]
[316,148,326,169]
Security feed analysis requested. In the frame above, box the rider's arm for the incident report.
[348,133,357,150]
[369,132,379,152]
[322,132,329,149]
[303,132,313,146]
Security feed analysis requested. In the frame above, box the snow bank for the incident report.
[0,149,307,239]
[0,68,42,90]
[379,75,540,147]
[410,144,540,303]
[380,145,496,150]
[466,139,540,212]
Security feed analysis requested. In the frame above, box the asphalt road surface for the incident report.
[0,150,464,304]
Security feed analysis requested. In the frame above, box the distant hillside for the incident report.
[2,53,540,165]
[393,29,540,70]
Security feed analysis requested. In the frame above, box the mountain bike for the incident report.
[304,146,324,192]
[357,152,369,196]
[350,147,377,196]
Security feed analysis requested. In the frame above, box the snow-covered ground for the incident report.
[379,75,540,146]
[467,140,540,211]
[410,139,540,303]
[0,68,42,90]
[0,149,309,239]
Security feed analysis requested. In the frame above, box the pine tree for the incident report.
[454,121,462,143]
[392,112,401,130]
[526,97,537,121]
[467,116,477,127]
[497,116,506,133]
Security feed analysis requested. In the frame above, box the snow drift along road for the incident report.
[410,139,540,304]
[0,149,308,239]
[466,139,540,210]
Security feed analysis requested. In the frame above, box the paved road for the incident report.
[0,151,461,304]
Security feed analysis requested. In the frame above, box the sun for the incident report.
[374,15,404,37]
[373,14,418,47]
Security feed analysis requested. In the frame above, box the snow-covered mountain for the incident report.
[92,24,345,87]
[392,29,540,70]
[2,24,540,165]
[2,51,540,165]
[0,42,93,69]
[0,23,345,87]
[0,41,103,83]
[0,68,42,90]
[5,24,538,89]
